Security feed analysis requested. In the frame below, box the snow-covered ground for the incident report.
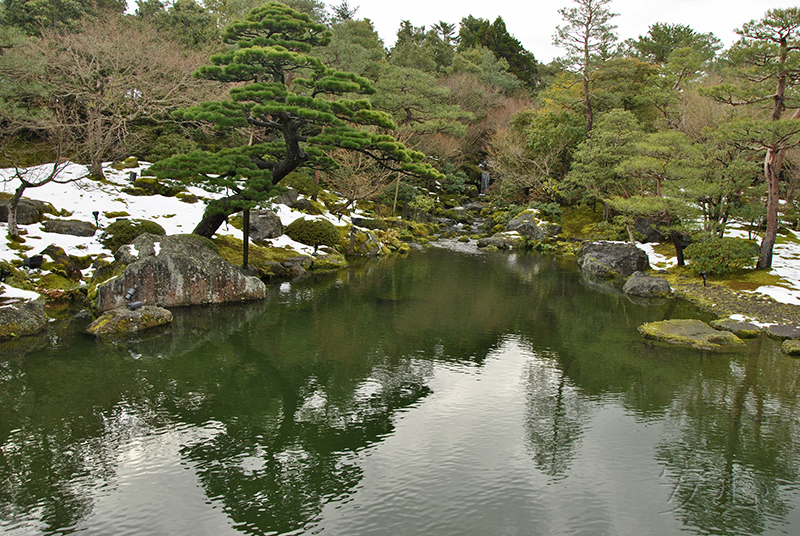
[2,160,800,308]
[0,161,358,294]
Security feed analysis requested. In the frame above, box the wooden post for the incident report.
[242,209,250,269]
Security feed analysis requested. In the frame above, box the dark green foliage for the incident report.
[528,202,563,220]
[100,219,166,252]
[684,237,758,276]
[150,2,442,238]
[623,22,721,65]
[285,218,340,248]
[379,181,420,210]
[457,15,539,88]
[355,218,388,231]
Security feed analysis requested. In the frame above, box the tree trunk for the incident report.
[192,210,230,238]
[7,184,26,239]
[670,232,686,267]
[757,148,781,270]
[583,75,593,134]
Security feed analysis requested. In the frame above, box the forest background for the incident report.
[2,0,800,272]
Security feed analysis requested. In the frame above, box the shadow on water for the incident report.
[1,247,800,535]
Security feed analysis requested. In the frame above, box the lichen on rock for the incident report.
[86,305,173,336]
[638,319,746,350]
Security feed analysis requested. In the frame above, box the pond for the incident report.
[2,243,800,536]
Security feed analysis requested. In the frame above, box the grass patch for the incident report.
[560,204,603,239]
[212,234,303,267]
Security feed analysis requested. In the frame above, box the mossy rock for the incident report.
[710,318,762,339]
[86,305,173,336]
[781,339,800,357]
[639,319,746,350]
[286,218,341,249]
[310,251,348,270]
[100,218,166,252]
[111,156,140,170]
[175,192,199,204]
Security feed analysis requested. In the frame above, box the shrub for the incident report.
[285,218,340,250]
[684,237,758,276]
[100,218,166,252]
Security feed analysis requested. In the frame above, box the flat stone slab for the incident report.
[86,305,173,336]
[766,324,800,340]
[638,319,746,350]
[782,340,800,357]
[710,318,762,339]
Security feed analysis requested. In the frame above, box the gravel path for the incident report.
[672,281,800,327]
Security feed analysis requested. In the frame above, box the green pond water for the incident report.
[2,243,800,535]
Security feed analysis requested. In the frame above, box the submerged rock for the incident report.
[86,305,173,336]
[578,241,649,279]
[94,233,266,312]
[623,271,672,298]
[638,319,746,350]
[710,318,762,338]
[0,296,48,340]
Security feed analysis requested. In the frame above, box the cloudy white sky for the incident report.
[353,0,798,63]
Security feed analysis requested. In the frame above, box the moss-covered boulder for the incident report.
[86,305,173,336]
[346,227,389,257]
[100,218,166,252]
[638,319,746,350]
[476,232,526,250]
[0,296,47,340]
[781,339,800,357]
[710,318,762,339]
[95,234,266,311]
[505,209,561,241]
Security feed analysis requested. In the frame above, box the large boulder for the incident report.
[345,227,389,256]
[639,319,746,350]
[42,219,96,237]
[94,233,266,312]
[0,198,48,225]
[477,232,526,250]
[86,306,173,336]
[578,241,649,278]
[248,209,283,241]
[622,271,672,298]
[505,209,561,241]
[0,296,48,340]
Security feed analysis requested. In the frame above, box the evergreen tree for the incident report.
[457,15,538,89]
[150,2,442,238]
[2,0,124,35]
[553,0,618,133]
[704,7,800,269]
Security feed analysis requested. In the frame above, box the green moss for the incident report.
[639,319,745,350]
[176,234,219,254]
[211,235,301,266]
[104,211,130,219]
[111,156,139,170]
[100,219,166,251]
[286,218,341,249]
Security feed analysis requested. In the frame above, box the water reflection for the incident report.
[1,248,800,535]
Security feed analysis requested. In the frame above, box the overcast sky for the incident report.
[353,0,798,63]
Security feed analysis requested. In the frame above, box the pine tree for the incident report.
[150,2,442,238]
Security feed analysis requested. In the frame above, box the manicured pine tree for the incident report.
[151,2,442,238]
